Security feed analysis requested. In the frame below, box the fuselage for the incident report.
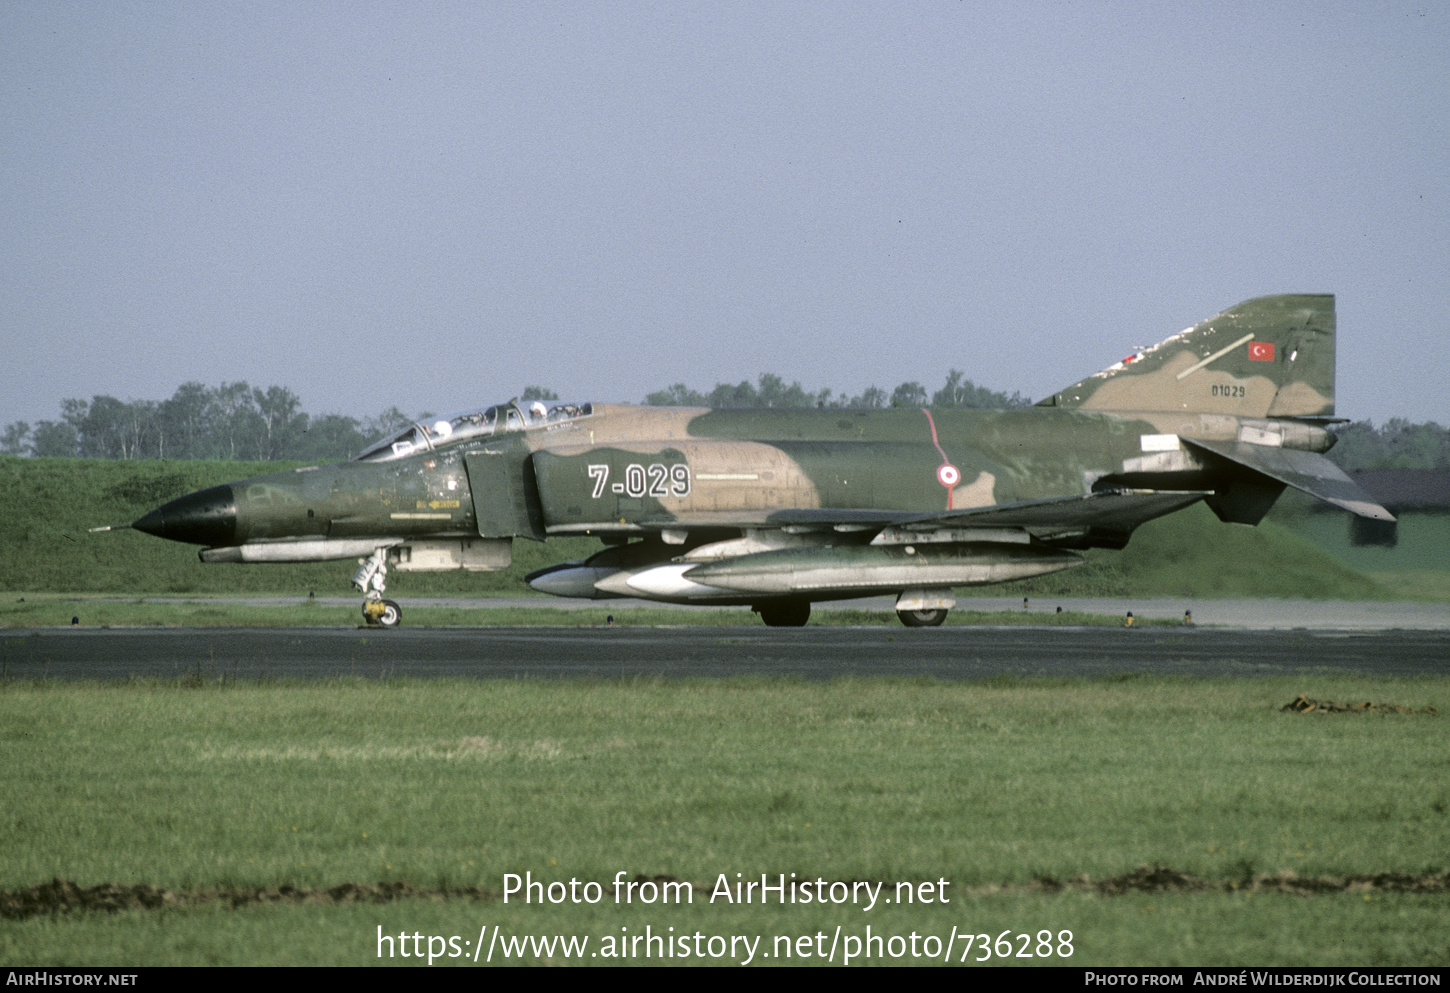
[132,400,1330,554]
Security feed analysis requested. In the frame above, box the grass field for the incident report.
[1,458,1443,966]
[2,675,1445,965]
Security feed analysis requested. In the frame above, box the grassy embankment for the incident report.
[0,676,1444,965]
[1,457,1394,615]
[1271,503,1450,601]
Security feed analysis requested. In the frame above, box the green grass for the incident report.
[1275,502,1450,575]
[0,596,1177,629]
[1370,571,1450,602]
[1270,503,1450,602]
[4,892,1446,966]
[0,456,1399,600]
[1,676,1445,965]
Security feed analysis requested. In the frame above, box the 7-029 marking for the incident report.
[588,463,690,499]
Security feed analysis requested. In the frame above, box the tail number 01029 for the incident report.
[588,463,690,499]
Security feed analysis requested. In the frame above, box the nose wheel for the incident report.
[362,595,402,628]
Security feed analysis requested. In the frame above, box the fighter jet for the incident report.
[124,294,1391,627]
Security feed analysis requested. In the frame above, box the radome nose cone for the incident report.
[133,484,238,546]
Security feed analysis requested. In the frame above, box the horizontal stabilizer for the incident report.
[1183,438,1394,521]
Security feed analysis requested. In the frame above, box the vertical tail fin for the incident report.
[1039,294,1335,417]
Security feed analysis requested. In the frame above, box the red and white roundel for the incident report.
[937,464,961,488]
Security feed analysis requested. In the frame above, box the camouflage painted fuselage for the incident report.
[143,403,1308,543]
[130,295,1391,624]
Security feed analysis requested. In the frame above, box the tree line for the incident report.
[2,376,1445,472]
[0,372,1027,463]
[1320,419,1450,472]
[0,383,417,463]
[643,369,1031,412]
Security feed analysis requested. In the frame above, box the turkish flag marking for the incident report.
[1248,342,1275,361]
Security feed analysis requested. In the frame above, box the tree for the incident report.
[206,382,257,460]
[1,421,30,455]
[520,386,559,402]
[931,369,1031,409]
[643,371,1027,412]
[845,386,888,409]
[362,407,414,443]
[158,382,212,459]
[755,373,826,408]
[890,382,929,408]
[1328,419,1450,471]
[645,384,707,406]
[251,385,308,461]
[117,399,159,459]
[15,383,460,462]
[293,413,368,463]
[72,396,119,458]
[30,420,79,457]
[707,381,760,408]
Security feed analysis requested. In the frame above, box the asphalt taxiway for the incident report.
[3,626,1447,681]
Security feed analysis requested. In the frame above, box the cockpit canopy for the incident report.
[355,401,593,462]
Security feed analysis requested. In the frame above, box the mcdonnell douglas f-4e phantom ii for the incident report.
[122,295,1392,627]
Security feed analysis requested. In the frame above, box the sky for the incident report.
[2,2,1447,429]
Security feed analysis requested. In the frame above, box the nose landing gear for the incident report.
[353,548,403,628]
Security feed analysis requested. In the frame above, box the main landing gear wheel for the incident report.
[362,598,402,628]
[756,599,811,627]
[897,608,948,627]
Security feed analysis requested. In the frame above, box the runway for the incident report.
[3,626,1447,681]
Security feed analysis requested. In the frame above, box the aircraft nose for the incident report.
[132,484,239,547]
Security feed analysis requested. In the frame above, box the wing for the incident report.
[891,488,1210,534]
[630,488,1209,549]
